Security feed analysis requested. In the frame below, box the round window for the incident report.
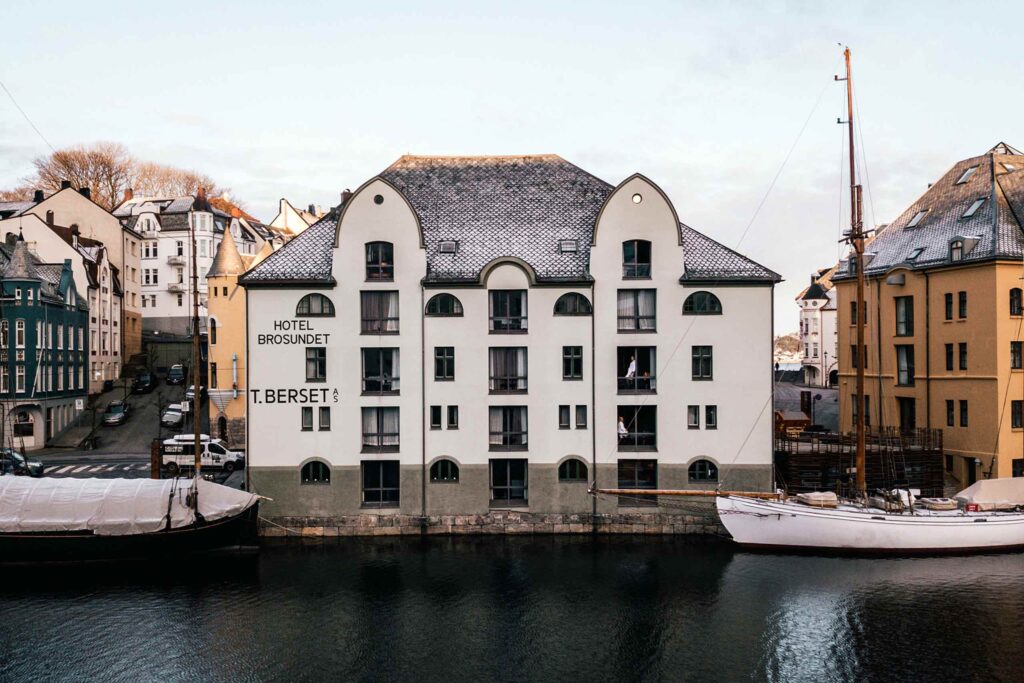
[632,193,643,204]
[373,194,384,205]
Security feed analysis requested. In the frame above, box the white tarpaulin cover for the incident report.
[955,478,1024,511]
[0,477,258,536]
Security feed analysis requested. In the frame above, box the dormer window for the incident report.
[559,239,578,253]
[956,166,978,184]
[848,256,858,275]
[366,241,394,281]
[438,240,458,254]
[907,210,928,228]
[950,239,964,262]
[962,198,986,218]
[1004,163,1017,172]
[622,240,651,279]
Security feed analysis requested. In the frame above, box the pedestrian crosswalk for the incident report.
[44,463,151,476]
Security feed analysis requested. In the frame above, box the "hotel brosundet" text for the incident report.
[257,319,330,346]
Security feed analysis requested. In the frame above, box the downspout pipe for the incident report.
[590,278,598,533]
[420,284,427,531]
[924,271,931,430]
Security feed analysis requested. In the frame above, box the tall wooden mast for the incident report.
[191,191,203,490]
[839,47,867,495]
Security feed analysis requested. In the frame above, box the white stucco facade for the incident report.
[797,273,838,387]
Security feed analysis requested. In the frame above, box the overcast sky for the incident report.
[2,1,1021,331]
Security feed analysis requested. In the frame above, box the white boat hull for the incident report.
[716,495,1024,553]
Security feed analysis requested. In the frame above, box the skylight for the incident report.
[906,209,928,228]
[438,240,458,254]
[956,166,979,184]
[1004,163,1017,172]
[559,239,578,253]
[907,247,925,261]
[962,198,987,218]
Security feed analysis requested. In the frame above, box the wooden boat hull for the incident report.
[0,504,258,564]
[716,495,1024,554]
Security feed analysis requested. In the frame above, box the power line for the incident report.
[0,78,55,152]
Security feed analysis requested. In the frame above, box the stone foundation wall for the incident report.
[259,506,724,538]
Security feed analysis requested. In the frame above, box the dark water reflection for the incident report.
[2,537,1023,682]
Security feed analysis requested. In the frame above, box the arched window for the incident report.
[1011,288,1023,316]
[209,319,217,345]
[366,241,394,281]
[622,240,652,278]
[553,293,592,316]
[950,239,964,262]
[430,458,460,482]
[557,458,588,482]
[688,459,718,482]
[683,291,722,315]
[301,460,331,485]
[425,293,464,317]
[296,293,335,317]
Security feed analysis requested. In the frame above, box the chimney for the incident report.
[308,204,316,214]
[45,210,54,226]
[79,187,91,200]
[123,187,134,203]
[32,189,44,203]
[60,180,72,190]
[340,189,352,204]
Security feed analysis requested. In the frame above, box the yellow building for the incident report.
[836,143,1024,485]
[206,229,272,448]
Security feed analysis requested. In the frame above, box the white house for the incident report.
[241,155,780,530]
[796,267,838,387]
[112,189,266,335]
[267,198,325,239]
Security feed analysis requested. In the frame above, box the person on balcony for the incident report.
[626,356,636,379]
[618,416,629,440]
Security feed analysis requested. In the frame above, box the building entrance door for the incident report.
[897,397,916,432]
[966,457,977,485]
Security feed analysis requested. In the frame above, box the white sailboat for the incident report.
[716,48,1024,554]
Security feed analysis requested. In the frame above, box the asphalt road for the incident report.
[82,381,209,456]
[774,380,839,431]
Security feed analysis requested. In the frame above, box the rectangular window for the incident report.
[945,343,954,371]
[617,289,656,331]
[362,407,400,451]
[301,406,313,431]
[618,405,657,450]
[210,362,217,388]
[959,343,968,371]
[705,405,718,429]
[946,400,955,427]
[691,346,713,380]
[944,293,953,320]
[488,347,527,392]
[362,460,400,508]
[365,242,394,281]
[575,405,587,429]
[489,290,527,332]
[489,406,528,450]
[0,366,6,393]
[305,347,326,382]
[434,346,455,381]
[177,293,183,307]
[559,405,570,429]
[15,365,24,393]
[958,291,967,319]
[896,345,915,386]
[687,405,699,429]
[960,400,969,427]
[447,405,459,429]
[319,407,331,431]
[562,346,583,379]
[622,240,652,278]
[1013,400,1023,429]
[176,240,184,256]
[1012,342,1022,370]
[57,324,63,350]
[894,296,914,336]
[617,459,657,507]
[898,397,916,431]
[361,348,399,393]
[863,395,870,427]
[490,458,528,504]
[617,346,656,393]
[430,405,442,429]
[360,291,400,334]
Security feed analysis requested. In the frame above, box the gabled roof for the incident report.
[0,201,33,219]
[381,155,612,283]
[835,143,1024,278]
[239,212,339,285]
[679,223,781,283]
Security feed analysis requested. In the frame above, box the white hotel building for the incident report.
[241,155,780,528]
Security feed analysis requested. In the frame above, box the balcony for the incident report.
[617,346,656,394]
[167,254,186,266]
[168,282,186,293]
[489,430,528,451]
[362,376,400,395]
[618,405,657,452]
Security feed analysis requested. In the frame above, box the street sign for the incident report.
[75,399,84,410]
[180,401,190,413]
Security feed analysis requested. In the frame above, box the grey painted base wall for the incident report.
[251,463,772,536]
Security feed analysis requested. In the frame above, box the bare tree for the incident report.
[3,142,229,210]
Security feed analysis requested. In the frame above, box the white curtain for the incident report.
[382,408,400,447]
[390,349,400,390]
[384,292,399,332]
[489,408,502,445]
[362,408,376,446]
[514,348,527,390]
[638,290,656,330]
[517,291,528,330]
[617,291,635,330]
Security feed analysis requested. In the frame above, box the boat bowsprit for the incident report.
[0,476,261,563]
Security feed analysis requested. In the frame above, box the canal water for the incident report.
[2,537,1023,682]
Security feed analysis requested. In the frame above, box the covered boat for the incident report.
[0,477,260,562]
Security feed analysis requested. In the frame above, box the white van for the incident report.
[161,434,245,475]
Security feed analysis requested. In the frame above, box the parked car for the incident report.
[185,385,207,401]
[103,400,131,426]
[161,434,245,475]
[132,372,157,394]
[0,449,44,477]
[166,364,186,385]
[161,403,185,428]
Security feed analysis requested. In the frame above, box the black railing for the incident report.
[617,376,656,393]
[489,431,528,450]
[618,431,657,451]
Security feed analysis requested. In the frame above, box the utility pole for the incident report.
[838,46,868,496]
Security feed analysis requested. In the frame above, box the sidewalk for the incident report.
[43,383,134,451]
